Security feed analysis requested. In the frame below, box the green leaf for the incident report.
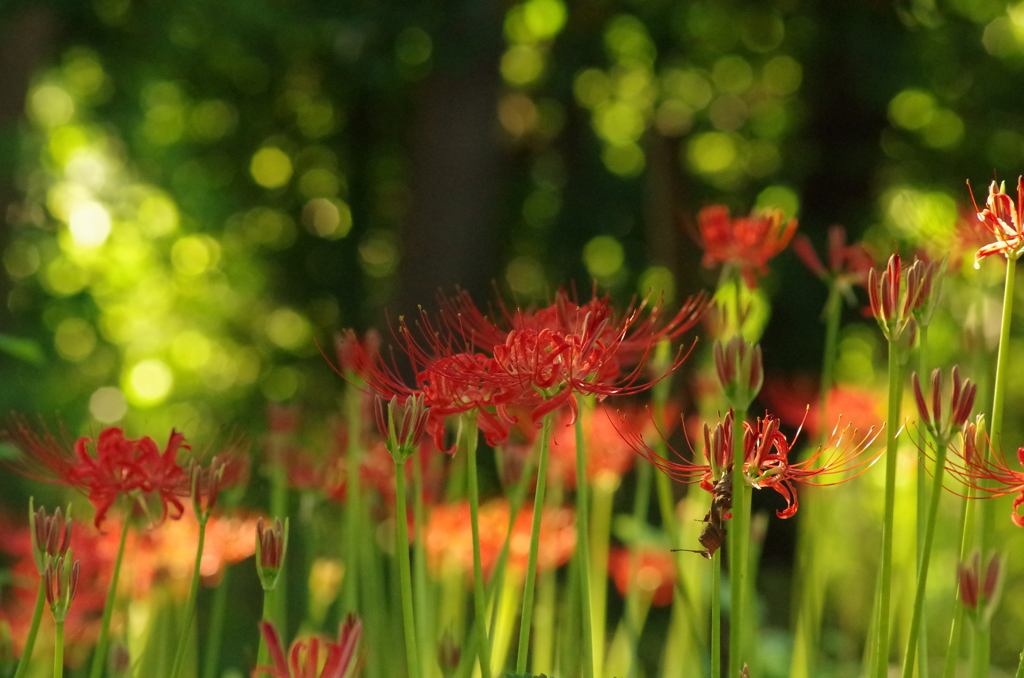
[0,334,45,366]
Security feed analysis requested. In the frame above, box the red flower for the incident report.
[792,224,874,293]
[969,177,1024,264]
[608,548,675,606]
[6,423,190,528]
[625,411,879,518]
[695,205,797,287]
[253,617,362,678]
[944,420,1024,527]
[424,499,576,579]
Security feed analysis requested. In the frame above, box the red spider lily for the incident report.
[969,177,1024,264]
[792,225,874,292]
[624,411,880,518]
[253,616,362,678]
[695,204,798,288]
[437,287,708,371]
[423,499,576,579]
[944,427,1024,527]
[6,423,190,529]
[608,548,675,606]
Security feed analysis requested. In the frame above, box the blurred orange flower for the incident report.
[424,499,575,579]
[608,548,675,607]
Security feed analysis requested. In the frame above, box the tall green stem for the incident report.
[790,283,843,678]
[465,414,492,678]
[412,442,432,675]
[515,413,553,673]
[90,517,131,678]
[728,407,750,678]
[900,434,949,678]
[170,517,209,678]
[915,325,930,678]
[624,460,653,678]
[202,564,231,678]
[941,490,974,678]
[13,578,45,678]
[343,382,364,615]
[711,548,721,678]
[394,457,422,678]
[54,621,65,678]
[573,409,597,678]
[256,589,274,670]
[874,339,904,678]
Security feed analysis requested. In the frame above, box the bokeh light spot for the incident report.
[298,168,341,199]
[29,85,75,128]
[583,235,625,277]
[687,133,737,174]
[55,317,97,362]
[89,386,128,423]
[506,255,547,296]
[888,89,936,130]
[171,236,217,276]
[762,56,803,96]
[302,198,352,239]
[602,144,645,177]
[4,241,40,279]
[359,232,400,278]
[501,45,545,86]
[138,193,180,238]
[250,147,294,188]
[265,308,312,351]
[574,69,611,108]
[396,27,433,66]
[171,330,212,370]
[638,266,675,305]
[262,366,301,402]
[68,202,112,247]
[711,56,754,94]
[126,358,174,405]
[523,0,567,40]
[756,185,800,221]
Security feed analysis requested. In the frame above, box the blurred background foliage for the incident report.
[0,0,1019,433]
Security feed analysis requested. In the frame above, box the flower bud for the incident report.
[868,254,928,342]
[256,517,289,592]
[375,394,430,461]
[714,337,763,411]
[958,551,1002,624]
[44,552,80,623]
[29,498,72,576]
[912,366,977,444]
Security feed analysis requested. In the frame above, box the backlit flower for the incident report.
[793,225,874,291]
[625,411,879,518]
[969,177,1024,264]
[6,423,190,529]
[695,204,798,288]
[253,616,362,678]
[867,253,931,344]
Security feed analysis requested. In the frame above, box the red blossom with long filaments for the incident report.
[6,423,190,529]
[943,420,1024,527]
[695,204,798,287]
[623,410,880,519]
[253,617,362,678]
[969,176,1024,265]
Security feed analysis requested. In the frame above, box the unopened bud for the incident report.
[29,498,72,576]
[714,337,763,410]
[913,367,977,444]
[44,553,80,623]
[256,517,289,591]
[376,394,430,461]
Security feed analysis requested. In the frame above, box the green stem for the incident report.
[941,490,974,678]
[412,442,432,675]
[465,414,493,678]
[972,628,991,678]
[590,480,615,678]
[915,325,930,678]
[900,434,948,678]
[90,517,131,678]
[515,413,553,674]
[728,407,750,678]
[790,283,843,678]
[201,564,231,678]
[874,340,904,678]
[343,381,364,615]
[712,548,721,678]
[574,408,597,678]
[394,456,422,678]
[54,621,65,678]
[256,589,273,671]
[453,427,539,678]
[624,460,653,678]
[12,578,45,678]
[170,517,209,678]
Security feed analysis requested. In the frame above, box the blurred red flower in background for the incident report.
[695,205,797,287]
[608,548,676,607]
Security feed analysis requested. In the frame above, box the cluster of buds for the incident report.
[912,366,977,445]
[714,337,763,411]
[867,254,932,345]
[29,498,71,576]
[375,394,430,462]
[911,255,947,329]
[958,551,1002,625]
[256,517,289,592]
[44,552,80,623]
